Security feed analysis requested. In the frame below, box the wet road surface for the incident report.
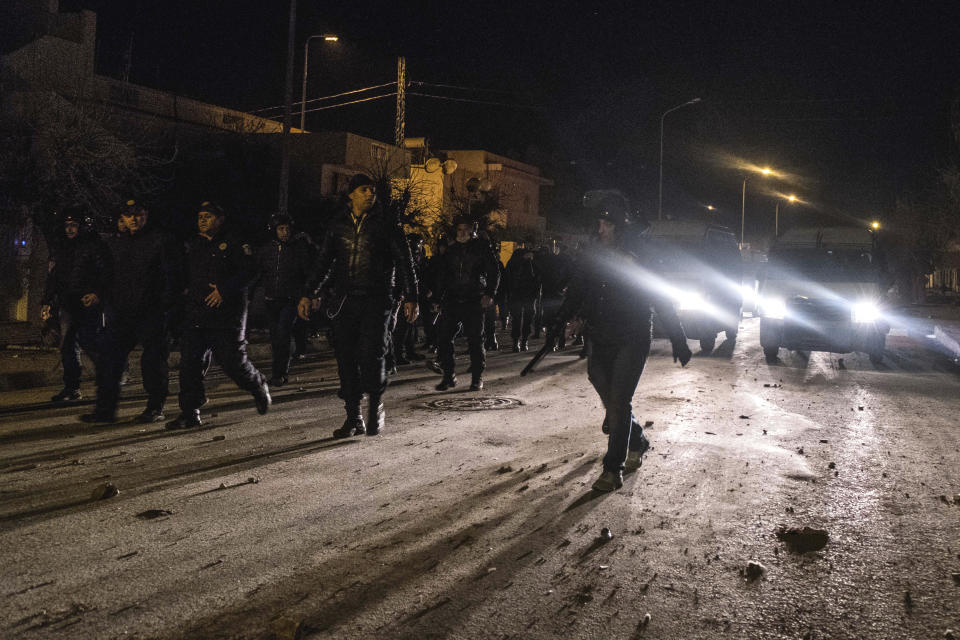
[1,317,959,639]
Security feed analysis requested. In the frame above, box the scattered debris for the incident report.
[643,421,654,428]
[744,561,766,580]
[819,439,829,443]
[544,589,554,595]
[951,572,960,586]
[486,567,497,574]
[704,431,717,435]
[904,591,913,612]
[599,527,614,541]
[828,462,836,470]
[496,465,513,474]
[599,565,610,570]
[91,483,119,500]
[763,429,768,435]
[763,383,782,388]
[739,415,750,420]
[945,629,956,639]
[212,435,225,441]
[776,526,829,553]
[642,612,651,626]
[135,509,172,520]
[247,477,260,484]
[797,447,805,455]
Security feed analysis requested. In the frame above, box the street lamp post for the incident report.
[658,97,701,221]
[740,167,773,247]
[300,34,338,132]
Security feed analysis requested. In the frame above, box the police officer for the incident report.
[41,209,113,414]
[255,214,316,387]
[94,200,182,423]
[506,244,541,352]
[167,201,271,429]
[484,239,506,352]
[433,217,500,391]
[298,173,418,438]
[536,241,572,349]
[550,206,692,492]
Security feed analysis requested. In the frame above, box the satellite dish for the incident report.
[442,159,458,174]
[424,158,441,173]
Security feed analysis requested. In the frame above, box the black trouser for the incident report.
[587,337,651,473]
[58,305,112,412]
[100,311,169,413]
[541,295,566,347]
[437,299,485,378]
[331,294,393,413]
[266,298,298,379]
[484,304,498,347]
[178,326,264,413]
[509,297,536,342]
[393,311,414,358]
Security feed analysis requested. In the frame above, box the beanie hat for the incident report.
[347,173,375,195]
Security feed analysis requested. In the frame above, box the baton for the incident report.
[520,335,557,376]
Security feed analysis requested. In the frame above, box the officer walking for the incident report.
[255,214,316,387]
[505,244,541,352]
[393,233,427,364]
[298,174,418,438]
[167,201,271,429]
[433,217,500,391]
[93,200,181,423]
[549,206,692,492]
[41,209,113,415]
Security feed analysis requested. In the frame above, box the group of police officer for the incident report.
[43,174,693,492]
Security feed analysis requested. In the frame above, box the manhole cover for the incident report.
[424,397,524,411]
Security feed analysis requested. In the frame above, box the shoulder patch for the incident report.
[242,243,252,256]
[218,242,228,251]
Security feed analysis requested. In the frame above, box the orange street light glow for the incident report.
[788,194,797,202]
[324,35,339,41]
[871,221,880,229]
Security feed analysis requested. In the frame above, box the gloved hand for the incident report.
[672,338,692,367]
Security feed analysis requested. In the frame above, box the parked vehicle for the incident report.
[647,220,743,353]
[757,226,890,364]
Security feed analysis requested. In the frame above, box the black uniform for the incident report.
[178,230,266,415]
[42,228,112,406]
[255,232,316,382]
[303,203,418,424]
[505,248,541,348]
[555,233,688,475]
[99,223,181,416]
[536,247,572,347]
[435,236,500,385]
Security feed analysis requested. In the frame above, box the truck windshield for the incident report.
[767,248,877,282]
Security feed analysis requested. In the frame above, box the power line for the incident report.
[249,81,396,114]
[410,81,521,96]
[408,92,543,111]
[299,92,397,114]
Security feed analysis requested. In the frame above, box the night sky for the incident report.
[58,0,960,235]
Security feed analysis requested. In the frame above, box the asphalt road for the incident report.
[1,318,959,639]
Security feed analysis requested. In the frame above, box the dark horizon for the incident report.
[55,0,960,234]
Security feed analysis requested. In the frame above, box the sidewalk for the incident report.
[891,295,960,360]
[0,330,289,392]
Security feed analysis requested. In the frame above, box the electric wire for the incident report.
[407,92,542,110]
[249,81,396,114]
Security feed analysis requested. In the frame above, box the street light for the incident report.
[871,220,881,230]
[300,33,339,131]
[775,194,798,237]
[658,97,702,220]
[740,166,776,247]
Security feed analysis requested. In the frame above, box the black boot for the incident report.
[51,388,81,403]
[137,406,166,423]
[436,373,457,391]
[520,340,529,352]
[512,340,521,353]
[166,410,202,430]
[470,374,484,391]
[333,402,365,438]
[253,380,272,415]
[366,398,384,436]
[80,409,117,424]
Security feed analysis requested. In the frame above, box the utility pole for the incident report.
[278,0,297,215]
[395,57,406,148]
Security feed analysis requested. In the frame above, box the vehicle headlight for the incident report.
[852,301,880,324]
[762,297,786,320]
[677,291,705,311]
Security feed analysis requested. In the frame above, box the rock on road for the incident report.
[1,317,959,639]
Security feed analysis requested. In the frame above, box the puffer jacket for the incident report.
[557,235,686,345]
[182,230,258,332]
[256,232,316,300]
[107,224,182,318]
[303,204,417,302]
[435,237,500,303]
[43,230,112,311]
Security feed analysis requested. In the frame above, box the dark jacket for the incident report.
[107,224,182,319]
[505,251,541,300]
[303,204,417,301]
[43,230,112,311]
[435,237,501,304]
[536,250,572,298]
[256,232,316,300]
[557,236,686,345]
[182,230,258,331]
